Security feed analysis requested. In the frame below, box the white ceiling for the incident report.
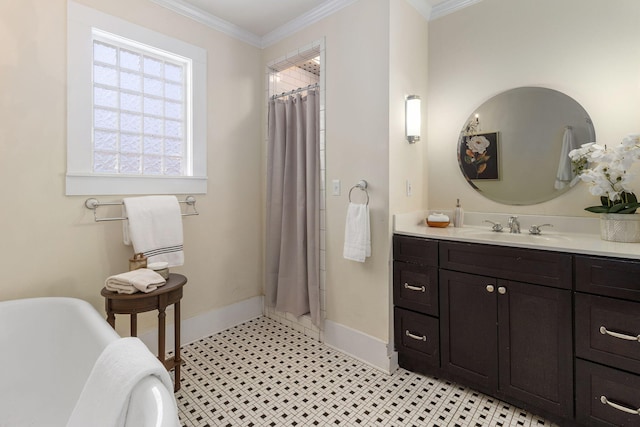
[151,0,475,47]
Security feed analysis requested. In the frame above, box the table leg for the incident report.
[158,306,166,372]
[106,312,115,329]
[130,313,138,336]
[174,301,181,392]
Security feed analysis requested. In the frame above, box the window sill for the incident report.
[65,173,207,196]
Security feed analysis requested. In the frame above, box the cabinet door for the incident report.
[498,280,573,419]
[440,269,498,393]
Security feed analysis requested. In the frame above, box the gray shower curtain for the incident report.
[266,90,320,326]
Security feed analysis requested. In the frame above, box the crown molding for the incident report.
[149,0,262,47]
[431,0,482,20]
[261,0,358,48]
[150,0,479,49]
[406,0,433,21]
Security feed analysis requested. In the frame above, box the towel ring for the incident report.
[348,180,369,206]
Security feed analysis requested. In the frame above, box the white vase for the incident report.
[600,213,640,243]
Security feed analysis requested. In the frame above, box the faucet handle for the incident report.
[484,220,503,232]
[529,224,553,235]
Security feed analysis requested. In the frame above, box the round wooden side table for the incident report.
[101,273,187,392]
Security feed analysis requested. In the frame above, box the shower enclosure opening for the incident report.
[265,40,325,341]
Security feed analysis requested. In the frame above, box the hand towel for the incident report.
[105,268,166,294]
[343,202,371,262]
[555,126,578,189]
[123,195,184,267]
[66,337,176,427]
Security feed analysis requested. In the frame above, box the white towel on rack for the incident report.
[343,202,371,262]
[66,337,175,427]
[123,195,184,267]
[555,126,578,190]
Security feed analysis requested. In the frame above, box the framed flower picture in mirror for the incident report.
[460,131,499,180]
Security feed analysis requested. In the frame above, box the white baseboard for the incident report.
[323,319,399,374]
[139,295,263,353]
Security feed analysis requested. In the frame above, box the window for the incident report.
[67,2,207,195]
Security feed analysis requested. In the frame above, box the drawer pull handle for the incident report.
[404,283,426,292]
[599,326,640,342]
[405,330,427,341]
[600,395,640,416]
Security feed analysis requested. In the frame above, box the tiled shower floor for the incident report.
[174,317,558,426]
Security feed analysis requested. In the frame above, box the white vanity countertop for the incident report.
[394,211,640,260]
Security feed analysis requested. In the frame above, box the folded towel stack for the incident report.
[105,268,166,294]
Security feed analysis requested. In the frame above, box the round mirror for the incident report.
[458,87,595,205]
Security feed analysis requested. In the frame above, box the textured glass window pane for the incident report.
[165,120,182,138]
[94,130,117,151]
[165,82,182,100]
[120,153,141,174]
[164,138,182,156]
[93,42,117,65]
[120,112,141,133]
[144,97,163,116]
[164,157,182,175]
[94,108,118,130]
[120,133,140,153]
[120,93,141,112]
[93,152,118,173]
[144,116,163,135]
[120,71,141,92]
[94,87,118,108]
[144,57,163,77]
[143,136,163,154]
[164,101,181,119]
[144,77,163,96]
[94,65,117,87]
[165,63,183,82]
[143,155,163,174]
[120,50,141,71]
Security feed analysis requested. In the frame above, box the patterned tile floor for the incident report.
[174,317,558,426]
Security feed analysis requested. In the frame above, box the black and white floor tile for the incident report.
[174,317,558,426]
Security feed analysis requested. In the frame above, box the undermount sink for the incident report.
[461,228,570,243]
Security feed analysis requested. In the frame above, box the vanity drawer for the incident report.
[439,241,572,289]
[576,293,640,375]
[393,235,438,266]
[393,261,438,316]
[576,359,640,427]
[394,307,439,369]
[576,255,640,302]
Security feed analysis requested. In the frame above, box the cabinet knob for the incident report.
[498,286,507,295]
[486,285,495,293]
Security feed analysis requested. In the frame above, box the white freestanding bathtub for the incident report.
[0,297,180,427]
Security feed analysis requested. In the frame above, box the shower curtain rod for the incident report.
[271,83,319,99]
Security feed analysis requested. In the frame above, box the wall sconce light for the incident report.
[405,95,421,143]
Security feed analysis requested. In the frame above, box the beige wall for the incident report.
[427,0,640,216]
[0,0,263,335]
[262,0,428,343]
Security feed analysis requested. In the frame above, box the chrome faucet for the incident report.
[508,216,521,234]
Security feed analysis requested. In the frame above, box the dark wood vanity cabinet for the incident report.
[439,242,573,420]
[574,255,640,426]
[393,235,575,423]
[393,236,440,375]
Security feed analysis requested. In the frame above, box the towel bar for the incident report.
[85,196,199,222]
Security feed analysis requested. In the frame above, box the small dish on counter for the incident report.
[426,213,450,228]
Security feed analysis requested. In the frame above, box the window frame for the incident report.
[66,1,207,195]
